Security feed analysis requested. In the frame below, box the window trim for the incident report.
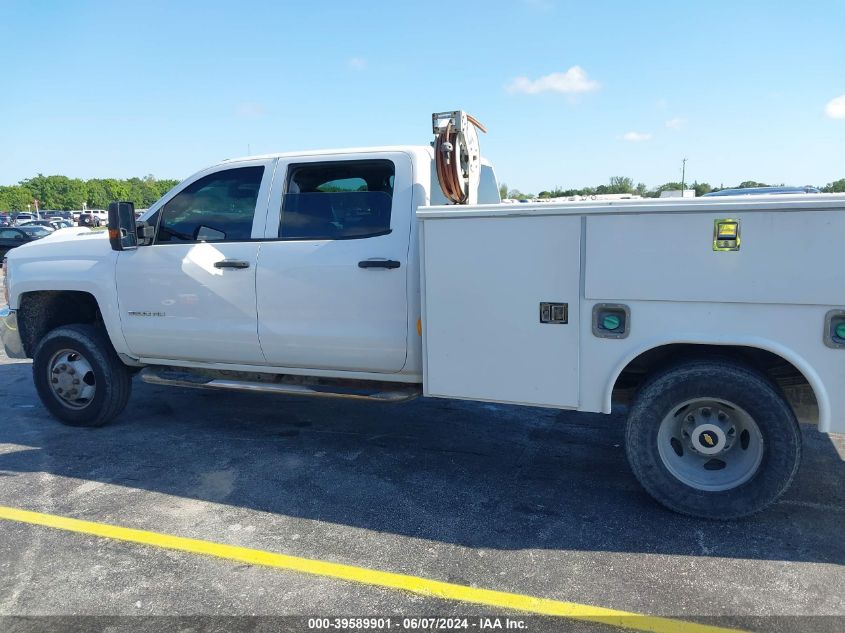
[278,159,396,242]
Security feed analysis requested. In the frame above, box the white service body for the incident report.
[418,196,845,433]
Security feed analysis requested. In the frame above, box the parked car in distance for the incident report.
[0,226,48,262]
[13,213,36,226]
[18,224,54,238]
[21,219,72,231]
[77,210,108,227]
[702,186,820,197]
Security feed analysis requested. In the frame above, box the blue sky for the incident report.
[2,0,844,193]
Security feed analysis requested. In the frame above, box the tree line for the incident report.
[500,177,845,200]
[4,173,845,211]
[0,174,181,212]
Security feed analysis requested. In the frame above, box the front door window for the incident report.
[156,166,265,244]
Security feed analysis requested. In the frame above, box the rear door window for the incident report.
[280,160,394,240]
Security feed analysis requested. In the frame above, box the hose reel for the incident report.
[432,110,487,205]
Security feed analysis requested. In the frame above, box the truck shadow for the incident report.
[0,361,843,565]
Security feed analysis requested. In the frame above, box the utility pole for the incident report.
[681,158,687,192]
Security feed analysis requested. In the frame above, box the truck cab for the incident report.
[4,145,499,382]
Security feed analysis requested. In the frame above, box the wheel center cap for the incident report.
[691,423,727,455]
[700,430,718,447]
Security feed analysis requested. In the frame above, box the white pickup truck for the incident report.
[3,111,844,520]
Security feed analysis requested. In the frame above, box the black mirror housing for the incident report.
[107,201,138,251]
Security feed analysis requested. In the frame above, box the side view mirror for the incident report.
[107,201,138,251]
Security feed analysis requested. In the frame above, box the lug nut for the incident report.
[57,388,63,394]
[701,407,712,417]
[68,367,76,375]
[52,377,59,384]
[58,364,67,371]
[686,414,695,423]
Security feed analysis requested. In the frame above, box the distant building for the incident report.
[659,189,696,198]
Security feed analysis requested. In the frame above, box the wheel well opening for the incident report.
[18,291,101,357]
[612,344,819,425]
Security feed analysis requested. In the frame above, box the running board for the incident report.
[139,367,421,403]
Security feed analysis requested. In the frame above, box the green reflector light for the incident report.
[836,323,845,339]
[602,314,621,330]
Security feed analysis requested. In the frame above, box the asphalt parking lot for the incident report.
[1,282,844,633]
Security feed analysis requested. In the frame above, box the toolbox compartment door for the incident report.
[420,214,581,408]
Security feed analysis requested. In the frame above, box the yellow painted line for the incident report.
[0,505,745,633]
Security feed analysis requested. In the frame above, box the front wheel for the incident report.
[625,358,801,520]
[33,324,132,427]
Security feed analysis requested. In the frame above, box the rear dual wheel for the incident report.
[626,359,801,520]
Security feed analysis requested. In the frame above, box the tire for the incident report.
[625,358,801,520]
[33,324,132,427]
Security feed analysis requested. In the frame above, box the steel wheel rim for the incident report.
[657,397,764,491]
[47,348,96,410]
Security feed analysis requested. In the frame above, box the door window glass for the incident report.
[280,160,394,240]
[156,166,264,243]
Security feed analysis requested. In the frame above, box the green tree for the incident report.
[693,181,713,197]
[87,178,131,209]
[498,182,508,200]
[18,174,87,210]
[5,174,180,211]
[0,185,35,211]
[608,176,634,194]
[737,180,769,189]
[507,189,532,200]
[822,178,845,193]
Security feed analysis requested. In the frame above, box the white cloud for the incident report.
[235,102,266,119]
[665,117,686,130]
[506,66,599,95]
[620,131,652,142]
[347,56,366,71]
[825,94,845,119]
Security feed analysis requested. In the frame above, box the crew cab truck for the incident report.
[2,113,844,520]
